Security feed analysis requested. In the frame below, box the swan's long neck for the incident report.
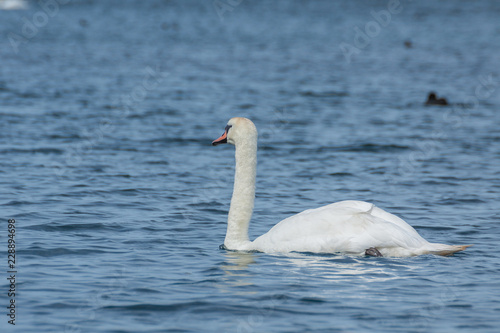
[225,138,257,249]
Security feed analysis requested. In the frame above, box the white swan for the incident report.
[212,117,471,257]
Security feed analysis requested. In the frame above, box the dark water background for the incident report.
[1,0,500,332]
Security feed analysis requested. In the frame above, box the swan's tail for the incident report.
[426,243,472,256]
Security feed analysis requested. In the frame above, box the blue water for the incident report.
[1,0,500,332]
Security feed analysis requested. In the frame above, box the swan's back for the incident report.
[251,200,447,256]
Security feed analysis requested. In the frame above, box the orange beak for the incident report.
[212,131,228,146]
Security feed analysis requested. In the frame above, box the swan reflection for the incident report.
[219,250,419,287]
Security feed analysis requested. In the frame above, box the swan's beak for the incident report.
[212,131,228,146]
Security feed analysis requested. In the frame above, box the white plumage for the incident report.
[212,117,470,257]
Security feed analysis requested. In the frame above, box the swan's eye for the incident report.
[225,125,232,133]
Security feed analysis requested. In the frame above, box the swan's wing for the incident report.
[252,200,429,254]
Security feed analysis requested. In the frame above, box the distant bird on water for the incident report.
[425,92,448,106]
[0,0,28,10]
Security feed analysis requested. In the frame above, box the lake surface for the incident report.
[1,0,500,332]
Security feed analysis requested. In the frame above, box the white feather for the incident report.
[214,117,470,257]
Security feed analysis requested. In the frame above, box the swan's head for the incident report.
[212,117,257,146]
